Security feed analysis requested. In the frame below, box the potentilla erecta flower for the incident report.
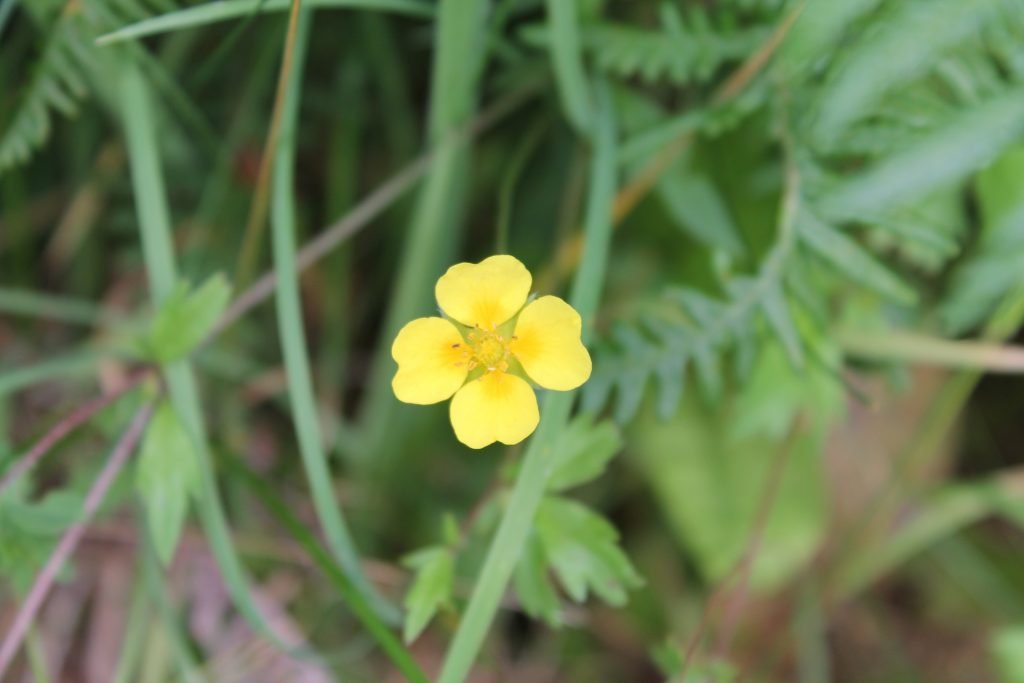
[391,255,591,449]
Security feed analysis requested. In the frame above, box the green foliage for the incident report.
[0,477,80,593]
[8,0,1024,679]
[135,401,200,566]
[944,146,1024,332]
[587,0,1024,423]
[534,496,643,605]
[545,414,622,492]
[993,627,1024,683]
[513,416,640,625]
[401,545,455,643]
[138,274,230,363]
[0,0,173,173]
[513,533,563,627]
[628,342,839,589]
[523,4,768,88]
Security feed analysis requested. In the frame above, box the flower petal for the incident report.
[435,255,532,329]
[392,317,468,405]
[510,295,592,391]
[449,371,539,449]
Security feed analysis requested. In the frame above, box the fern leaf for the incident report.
[0,17,91,172]
[581,9,768,87]
[811,0,1013,143]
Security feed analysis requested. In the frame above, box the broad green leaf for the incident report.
[546,415,622,492]
[732,336,843,442]
[628,387,828,590]
[535,496,643,606]
[797,209,917,304]
[513,533,562,627]
[136,401,201,566]
[0,479,81,593]
[5,489,82,535]
[993,627,1024,683]
[401,546,454,643]
[143,274,231,363]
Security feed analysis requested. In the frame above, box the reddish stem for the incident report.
[0,370,149,497]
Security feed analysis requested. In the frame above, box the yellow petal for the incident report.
[435,255,532,329]
[510,295,592,391]
[391,317,468,405]
[449,371,539,449]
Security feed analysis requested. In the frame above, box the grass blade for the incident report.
[227,455,429,683]
[97,0,434,45]
[269,4,399,623]
[119,59,309,657]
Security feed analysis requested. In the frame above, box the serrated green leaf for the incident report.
[143,274,231,363]
[401,546,454,643]
[797,209,917,304]
[546,417,623,492]
[536,496,643,606]
[136,401,201,566]
[513,533,562,627]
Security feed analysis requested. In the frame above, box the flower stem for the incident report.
[437,82,618,683]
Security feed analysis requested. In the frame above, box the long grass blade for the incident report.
[119,59,310,657]
[96,0,434,45]
[227,455,430,683]
[268,4,399,622]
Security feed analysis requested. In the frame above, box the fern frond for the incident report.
[0,0,172,174]
[586,206,805,422]
[0,16,91,172]
[520,4,768,89]
[581,5,769,87]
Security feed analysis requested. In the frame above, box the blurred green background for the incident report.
[4,0,1024,681]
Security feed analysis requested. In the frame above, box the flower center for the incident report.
[467,328,510,372]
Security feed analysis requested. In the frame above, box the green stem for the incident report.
[111,573,151,683]
[839,328,1024,373]
[269,6,398,623]
[228,455,430,683]
[142,541,206,683]
[359,0,491,463]
[25,627,53,683]
[120,59,304,656]
[437,82,618,683]
[495,117,549,253]
[0,288,114,326]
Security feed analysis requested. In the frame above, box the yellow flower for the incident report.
[391,255,592,449]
